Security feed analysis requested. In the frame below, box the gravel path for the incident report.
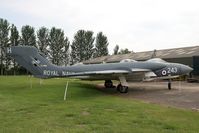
[96,81,199,110]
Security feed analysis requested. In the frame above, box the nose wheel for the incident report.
[168,82,171,90]
[168,78,171,90]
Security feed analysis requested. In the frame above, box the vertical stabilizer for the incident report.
[7,46,59,78]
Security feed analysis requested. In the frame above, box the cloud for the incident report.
[1,0,199,52]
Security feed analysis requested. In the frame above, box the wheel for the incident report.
[104,80,113,88]
[123,86,128,93]
[117,84,122,91]
[117,84,128,93]
[168,82,171,90]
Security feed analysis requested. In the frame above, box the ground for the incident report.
[97,81,199,110]
[0,76,199,133]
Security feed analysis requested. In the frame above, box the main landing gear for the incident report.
[117,84,128,93]
[104,80,114,88]
[104,76,129,93]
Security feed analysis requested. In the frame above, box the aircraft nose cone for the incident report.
[181,65,193,74]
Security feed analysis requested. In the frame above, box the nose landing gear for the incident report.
[168,78,171,90]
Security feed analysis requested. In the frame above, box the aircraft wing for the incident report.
[131,68,151,72]
[65,68,152,77]
[65,70,130,77]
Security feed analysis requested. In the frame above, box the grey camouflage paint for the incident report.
[7,46,193,81]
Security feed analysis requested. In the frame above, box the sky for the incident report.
[1,0,199,53]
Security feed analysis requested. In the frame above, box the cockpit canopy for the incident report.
[147,58,167,63]
[120,59,137,63]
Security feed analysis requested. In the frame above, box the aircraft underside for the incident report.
[77,73,145,82]
[77,74,181,93]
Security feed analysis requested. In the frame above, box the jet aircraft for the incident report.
[7,46,193,93]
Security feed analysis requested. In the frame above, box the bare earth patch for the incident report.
[96,81,199,110]
[81,111,90,116]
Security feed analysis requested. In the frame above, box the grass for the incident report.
[0,76,199,133]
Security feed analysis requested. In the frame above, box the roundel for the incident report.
[162,70,167,75]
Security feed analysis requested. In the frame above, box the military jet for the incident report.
[7,46,193,93]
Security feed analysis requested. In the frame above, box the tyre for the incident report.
[104,80,113,88]
[168,82,171,90]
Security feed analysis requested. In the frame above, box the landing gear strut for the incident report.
[117,84,128,93]
[117,76,129,93]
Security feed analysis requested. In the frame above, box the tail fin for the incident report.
[7,46,58,78]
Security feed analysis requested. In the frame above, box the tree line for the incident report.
[0,18,132,75]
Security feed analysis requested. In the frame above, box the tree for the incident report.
[0,18,10,75]
[118,48,131,54]
[49,27,69,65]
[10,24,19,75]
[71,30,95,64]
[62,37,70,66]
[71,30,84,64]
[20,25,36,47]
[37,27,49,55]
[10,24,19,46]
[113,44,119,55]
[94,32,109,57]
[84,31,95,60]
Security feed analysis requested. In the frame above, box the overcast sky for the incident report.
[1,0,199,53]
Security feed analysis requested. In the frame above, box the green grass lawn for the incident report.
[0,76,199,133]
